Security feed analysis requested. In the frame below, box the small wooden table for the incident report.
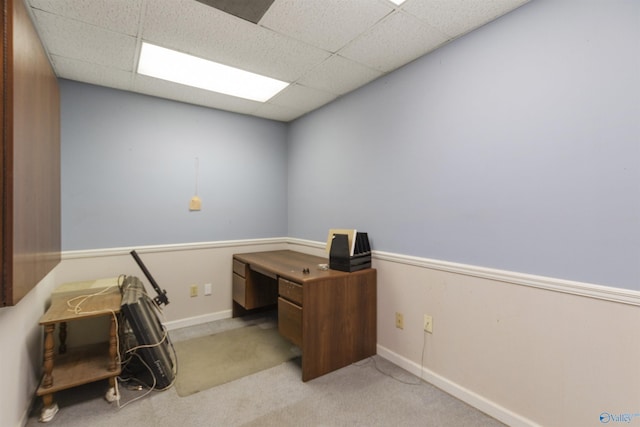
[36,280,122,422]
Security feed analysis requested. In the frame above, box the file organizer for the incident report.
[329,232,371,272]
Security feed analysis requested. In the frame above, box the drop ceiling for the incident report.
[26,0,530,122]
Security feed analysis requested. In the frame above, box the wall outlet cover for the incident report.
[424,314,433,333]
[395,312,404,329]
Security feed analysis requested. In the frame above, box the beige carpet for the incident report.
[173,325,300,397]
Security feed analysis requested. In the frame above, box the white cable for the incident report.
[65,285,117,314]
[194,156,199,196]
[117,277,178,400]
[64,287,123,405]
[116,353,156,409]
[65,276,179,409]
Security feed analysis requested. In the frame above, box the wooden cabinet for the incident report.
[233,250,377,382]
[1,0,61,306]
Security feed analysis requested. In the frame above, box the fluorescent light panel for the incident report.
[137,42,289,102]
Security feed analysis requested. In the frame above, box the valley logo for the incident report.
[600,412,640,424]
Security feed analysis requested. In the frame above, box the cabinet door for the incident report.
[1,0,61,306]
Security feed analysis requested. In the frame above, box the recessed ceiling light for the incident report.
[388,0,407,5]
[137,42,289,102]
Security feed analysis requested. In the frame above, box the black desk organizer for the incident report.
[329,232,371,272]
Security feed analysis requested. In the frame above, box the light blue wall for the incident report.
[59,1,639,290]
[287,0,640,290]
[60,81,288,250]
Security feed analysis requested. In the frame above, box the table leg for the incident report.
[106,315,120,403]
[40,324,59,422]
[42,324,55,388]
[39,394,59,422]
[108,314,118,372]
[58,322,67,354]
[105,376,119,403]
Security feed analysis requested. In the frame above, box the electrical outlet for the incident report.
[424,314,433,333]
[395,312,404,329]
[190,284,198,297]
[204,283,212,295]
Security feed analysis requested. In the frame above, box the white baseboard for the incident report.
[164,310,232,331]
[376,345,540,427]
[163,307,537,426]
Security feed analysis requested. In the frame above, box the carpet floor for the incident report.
[174,323,300,396]
[24,313,505,427]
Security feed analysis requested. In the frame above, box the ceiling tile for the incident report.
[32,10,137,71]
[340,11,449,73]
[297,55,383,95]
[268,84,338,112]
[26,0,531,122]
[27,0,143,36]
[259,0,394,53]
[403,0,529,38]
[133,74,261,116]
[252,103,305,122]
[52,55,133,91]
[142,0,331,82]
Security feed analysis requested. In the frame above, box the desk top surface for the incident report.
[233,250,373,283]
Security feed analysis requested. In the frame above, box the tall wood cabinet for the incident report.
[1,0,61,306]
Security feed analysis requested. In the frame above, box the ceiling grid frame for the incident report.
[26,0,530,122]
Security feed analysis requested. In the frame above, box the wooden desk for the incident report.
[36,283,121,422]
[232,250,376,381]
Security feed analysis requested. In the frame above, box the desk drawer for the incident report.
[232,273,246,307]
[278,297,302,348]
[278,278,302,306]
[233,259,246,277]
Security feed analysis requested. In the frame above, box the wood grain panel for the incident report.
[277,297,302,348]
[1,0,10,304]
[232,273,246,306]
[245,268,277,309]
[301,268,377,381]
[1,0,60,306]
[278,277,302,305]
